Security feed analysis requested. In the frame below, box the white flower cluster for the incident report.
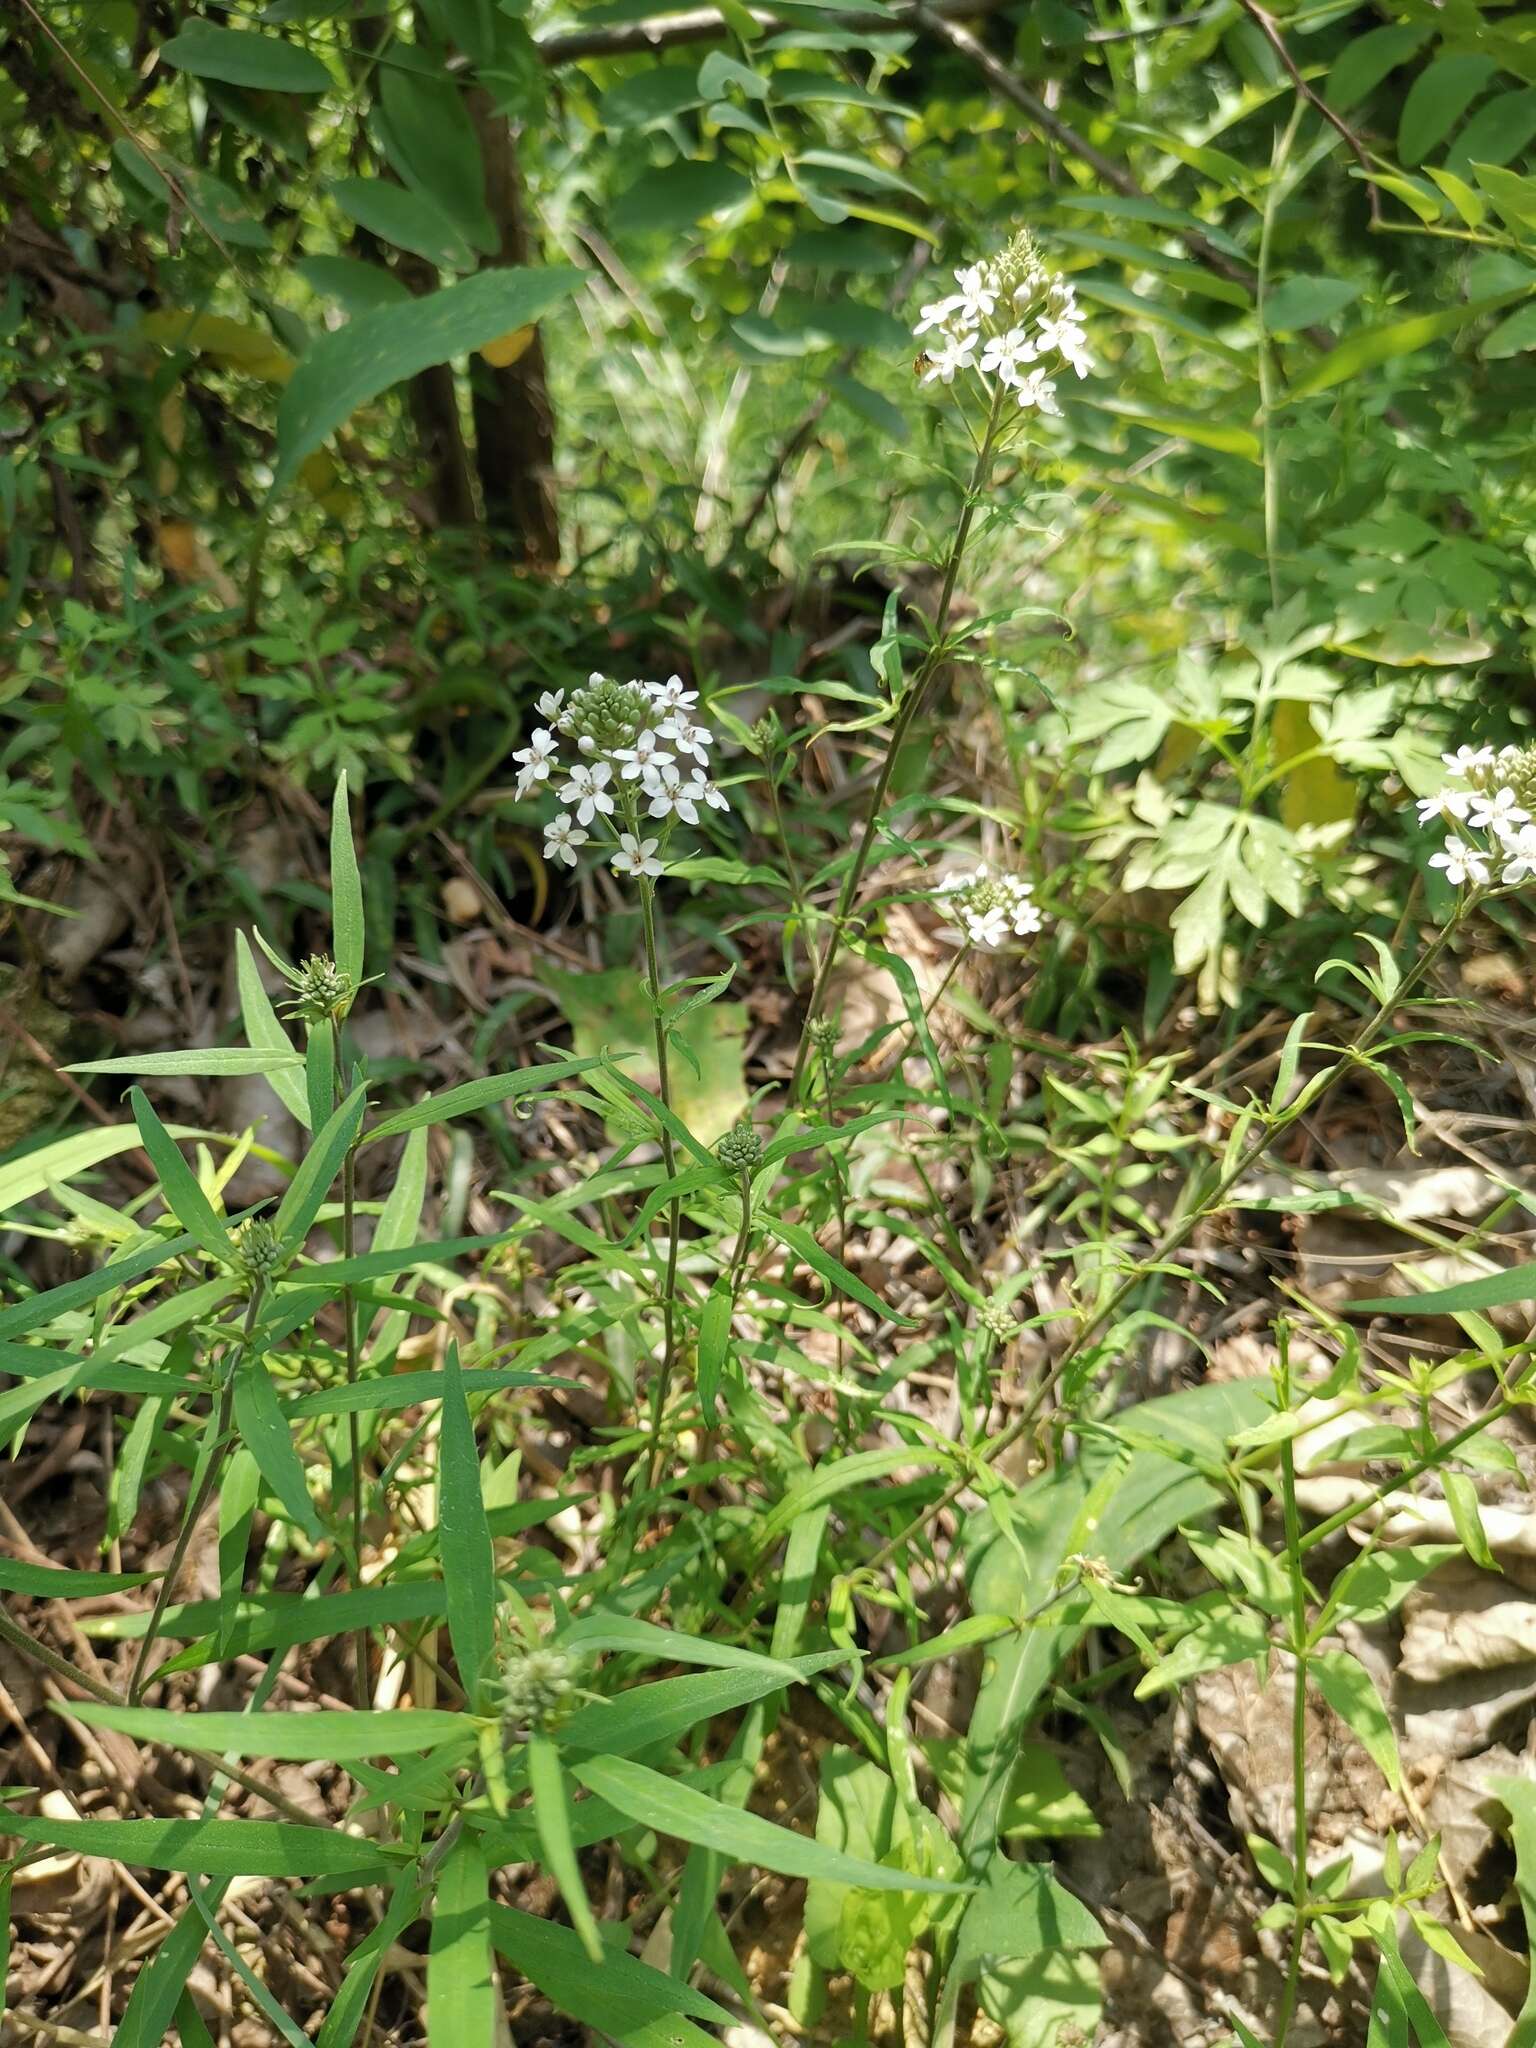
[1419,744,1536,888]
[512,673,729,883]
[937,864,1044,951]
[914,230,1090,416]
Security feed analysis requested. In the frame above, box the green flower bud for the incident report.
[715,1120,761,1173]
[283,954,356,1026]
[231,1217,285,1285]
[496,1646,576,1735]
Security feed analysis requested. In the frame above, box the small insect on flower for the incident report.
[613,833,664,879]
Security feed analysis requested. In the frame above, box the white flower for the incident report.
[647,675,698,713]
[558,761,615,825]
[513,727,559,798]
[664,718,714,766]
[951,262,998,326]
[1036,312,1091,378]
[921,333,977,384]
[914,292,966,337]
[979,326,1037,387]
[1467,786,1530,833]
[965,905,1010,949]
[612,833,663,879]
[1442,746,1495,775]
[1430,837,1490,888]
[614,729,675,781]
[1501,823,1536,885]
[1416,788,1472,825]
[646,763,700,824]
[535,690,565,723]
[1015,368,1061,416]
[691,775,729,813]
[543,813,587,868]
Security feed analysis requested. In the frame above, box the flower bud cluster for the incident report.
[495,1646,576,1735]
[715,1121,762,1173]
[936,864,1044,951]
[914,230,1091,415]
[231,1217,285,1284]
[512,674,730,883]
[283,954,356,1026]
[1419,744,1536,888]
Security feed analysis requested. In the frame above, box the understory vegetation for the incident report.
[8,1,1536,2044]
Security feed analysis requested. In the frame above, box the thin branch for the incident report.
[1236,0,1382,226]
[536,0,1009,63]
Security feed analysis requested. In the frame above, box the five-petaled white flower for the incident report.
[1443,746,1495,775]
[1430,838,1490,888]
[535,690,565,724]
[612,833,663,879]
[614,729,675,781]
[646,763,700,824]
[664,718,713,766]
[1501,823,1536,885]
[979,326,1036,386]
[543,813,588,868]
[1468,787,1530,832]
[559,761,615,824]
[647,676,698,713]
[513,727,559,798]
[693,776,729,812]
[952,262,998,325]
[1015,368,1062,416]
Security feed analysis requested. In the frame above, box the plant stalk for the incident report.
[639,877,682,1488]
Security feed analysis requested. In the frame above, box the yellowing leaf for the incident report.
[479,324,534,368]
[1272,700,1355,832]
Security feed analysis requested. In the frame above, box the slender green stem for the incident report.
[129,1285,263,1703]
[639,878,682,1488]
[789,390,1007,1097]
[1274,1336,1311,2048]
[727,1169,754,1294]
[334,1031,370,1710]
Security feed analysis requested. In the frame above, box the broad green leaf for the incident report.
[429,1837,496,2048]
[611,161,751,236]
[439,1341,496,1707]
[332,176,473,270]
[61,1700,470,1761]
[157,23,332,91]
[571,1755,970,1893]
[273,267,581,491]
[1291,289,1534,399]
[953,1850,1106,1971]
[329,772,365,985]
[528,1734,605,1961]
[233,1361,323,1542]
[1263,275,1362,332]
[130,1087,232,1263]
[1398,55,1497,166]
[3,1815,402,1881]
[1326,24,1430,111]
[1442,1469,1495,1569]
[298,254,410,312]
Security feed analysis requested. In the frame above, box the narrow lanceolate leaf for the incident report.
[696,1281,733,1425]
[273,1086,367,1252]
[765,1216,914,1324]
[527,1735,605,1961]
[236,933,310,1128]
[1,1815,402,1881]
[570,1755,970,1893]
[329,772,366,985]
[429,1836,496,2048]
[233,1361,324,1542]
[553,1613,803,1679]
[489,1903,732,2035]
[130,1087,233,1263]
[0,1557,154,1598]
[316,1875,425,2048]
[363,1055,606,1142]
[438,1341,496,1708]
[114,1896,216,2048]
[556,1655,847,1758]
[1353,1262,1536,1315]
[68,1048,305,1078]
[60,1700,470,1762]
[0,1229,196,1341]
[1310,1649,1402,1793]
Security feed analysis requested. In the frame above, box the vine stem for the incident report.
[129,1285,264,1704]
[639,876,682,1488]
[864,906,1467,1574]
[788,385,1008,1097]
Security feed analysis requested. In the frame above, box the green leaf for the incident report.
[69,1048,305,1078]
[439,1341,497,1707]
[953,1850,1105,1972]
[273,266,581,492]
[611,161,751,236]
[316,1876,424,2048]
[297,255,411,313]
[273,1086,366,1252]
[1326,24,1430,112]
[540,967,747,1146]
[0,1556,153,1598]
[363,1054,605,1142]
[571,1755,970,1893]
[156,23,332,92]
[329,772,365,986]
[0,1229,196,1342]
[557,1656,846,1759]
[115,1899,213,2048]
[1289,288,1535,399]
[233,1360,323,1543]
[528,1734,605,1962]
[1352,1262,1536,1314]
[332,176,472,272]
[1319,1545,1458,1629]
[1310,1649,1401,1792]
[764,1216,910,1323]
[429,1837,496,2048]
[488,1903,731,2035]
[1262,275,1363,332]
[1442,1470,1495,1569]
[555,1612,805,1678]
[236,934,310,1128]
[130,1086,232,1264]
[2,1815,402,1881]
[1398,55,1497,166]
[61,1700,470,1762]
[289,1364,574,1417]
[696,1281,733,1426]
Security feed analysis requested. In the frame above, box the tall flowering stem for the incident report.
[788,231,1090,1096]
[638,875,683,1489]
